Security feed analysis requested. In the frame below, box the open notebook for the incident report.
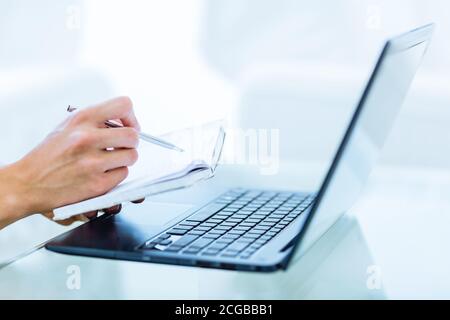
[53,122,225,221]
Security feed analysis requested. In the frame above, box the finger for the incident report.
[103,204,122,215]
[103,166,129,189]
[131,198,145,204]
[84,211,98,220]
[54,218,78,226]
[42,211,54,220]
[55,216,83,226]
[72,214,90,222]
[87,97,141,130]
[100,148,138,172]
[41,211,77,225]
[94,127,139,149]
[42,211,89,225]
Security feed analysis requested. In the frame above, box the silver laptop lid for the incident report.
[285,24,434,267]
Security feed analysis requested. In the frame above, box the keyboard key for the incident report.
[188,230,207,236]
[200,222,216,228]
[187,202,228,222]
[215,200,233,205]
[194,226,212,231]
[209,229,226,235]
[254,239,268,245]
[214,225,232,231]
[215,214,231,219]
[245,218,262,223]
[221,251,239,258]
[190,238,214,249]
[159,239,172,246]
[242,233,259,239]
[251,214,268,219]
[221,222,238,227]
[172,234,199,247]
[164,245,182,252]
[241,248,256,256]
[178,221,200,227]
[245,191,262,197]
[233,226,251,231]
[142,242,156,249]
[236,237,254,244]
[172,224,193,230]
[201,249,220,256]
[226,204,244,209]
[232,201,248,206]
[227,229,245,235]
[221,234,240,240]
[264,218,281,223]
[208,243,229,251]
[245,207,261,211]
[226,241,251,252]
[216,238,235,244]
[232,214,249,219]
[216,196,237,202]
[247,229,265,235]
[167,228,189,236]
[203,233,221,239]
[239,210,255,215]
[270,214,286,219]
[157,234,171,240]
[183,247,201,254]
[259,222,276,227]
[249,243,262,250]
[273,208,290,212]
[254,225,271,231]
[222,208,239,213]
[240,222,257,227]
[207,218,224,224]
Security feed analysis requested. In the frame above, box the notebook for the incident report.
[53,122,225,221]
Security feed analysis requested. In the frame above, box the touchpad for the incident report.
[116,201,194,227]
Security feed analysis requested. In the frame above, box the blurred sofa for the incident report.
[234,61,450,170]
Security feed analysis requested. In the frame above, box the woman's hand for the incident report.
[0,96,142,229]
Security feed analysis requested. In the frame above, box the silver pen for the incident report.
[67,105,184,152]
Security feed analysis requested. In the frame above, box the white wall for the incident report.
[0,0,449,167]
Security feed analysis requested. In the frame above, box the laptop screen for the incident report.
[285,24,434,266]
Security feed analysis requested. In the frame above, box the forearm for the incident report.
[0,163,32,229]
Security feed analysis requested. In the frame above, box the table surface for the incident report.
[1,161,450,299]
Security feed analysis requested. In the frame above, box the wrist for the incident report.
[0,162,34,226]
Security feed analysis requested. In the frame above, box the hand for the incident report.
[41,199,145,226]
[0,96,142,229]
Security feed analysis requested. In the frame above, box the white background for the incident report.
[1,0,450,271]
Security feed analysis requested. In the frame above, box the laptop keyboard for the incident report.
[140,189,315,259]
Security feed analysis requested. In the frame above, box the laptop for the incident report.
[46,24,434,272]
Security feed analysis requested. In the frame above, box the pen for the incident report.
[67,105,184,152]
